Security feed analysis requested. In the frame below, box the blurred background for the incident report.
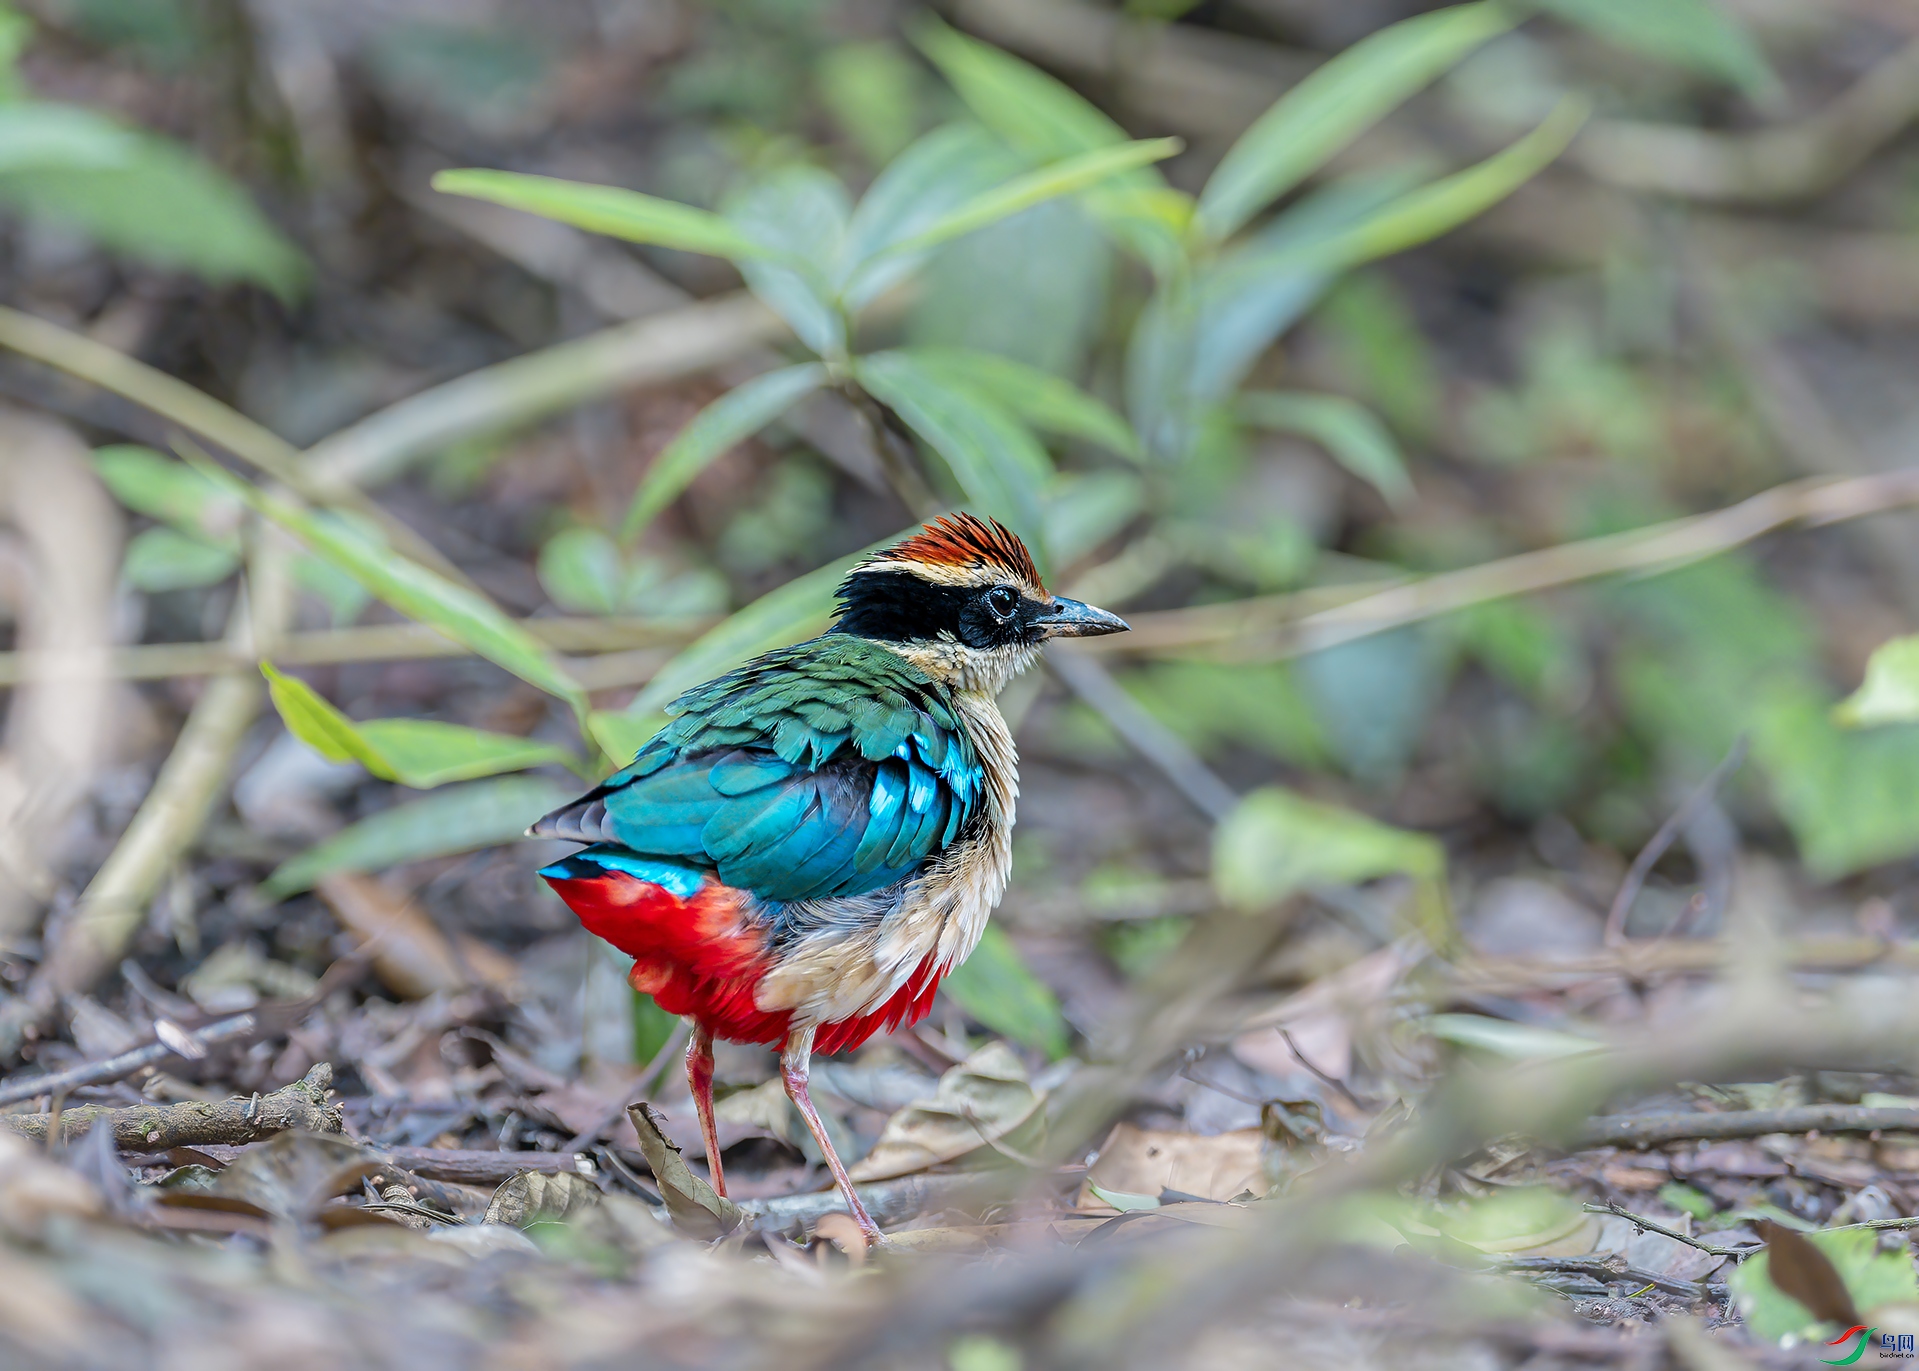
[2,0,1919,1366]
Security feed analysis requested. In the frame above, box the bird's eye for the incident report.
[986,585,1018,620]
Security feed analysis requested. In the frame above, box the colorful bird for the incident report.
[532,514,1128,1241]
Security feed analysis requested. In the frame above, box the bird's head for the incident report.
[833,513,1129,693]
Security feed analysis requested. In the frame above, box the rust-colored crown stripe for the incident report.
[874,513,1044,588]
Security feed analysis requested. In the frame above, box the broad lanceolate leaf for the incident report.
[873,137,1182,265]
[260,776,573,900]
[723,166,851,356]
[0,104,136,173]
[942,923,1069,1058]
[1834,635,1919,728]
[200,460,589,716]
[1296,98,1588,278]
[262,664,575,789]
[622,536,900,718]
[621,362,829,541]
[836,122,1014,310]
[855,350,1051,558]
[912,17,1186,273]
[1214,786,1451,943]
[1239,390,1412,508]
[1534,0,1776,96]
[430,169,783,264]
[908,347,1140,460]
[1195,3,1514,244]
[0,117,307,299]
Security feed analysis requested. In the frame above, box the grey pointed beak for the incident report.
[1039,596,1130,639]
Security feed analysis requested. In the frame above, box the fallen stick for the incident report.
[1575,1103,1919,1149]
[736,1171,1012,1235]
[0,1062,339,1148]
[0,1012,256,1107]
[377,1148,595,1186]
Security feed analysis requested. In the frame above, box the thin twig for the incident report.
[1278,1028,1370,1111]
[559,1018,693,1156]
[1581,1201,1752,1259]
[1078,469,1919,661]
[1604,736,1749,946]
[0,1012,256,1107]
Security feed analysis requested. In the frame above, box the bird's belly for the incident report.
[542,865,942,1051]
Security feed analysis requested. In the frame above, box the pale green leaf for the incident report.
[200,459,587,715]
[943,923,1069,1058]
[0,120,307,298]
[836,121,1012,308]
[723,166,851,355]
[1239,390,1412,508]
[911,18,1185,271]
[1042,470,1145,568]
[262,663,573,789]
[0,103,136,172]
[1088,1182,1161,1212]
[875,137,1181,264]
[260,776,573,901]
[1835,634,1919,728]
[1214,786,1449,941]
[854,350,1051,559]
[92,444,241,543]
[1290,98,1588,277]
[431,168,784,263]
[908,347,1141,461]
[816,40,923,167]
[1197,2,1514,243]
[1420,1014,1602,1060]
[122,527,238,592]
[1535,0,1776,95]
[620,362,829,541]
[537,526,623,617]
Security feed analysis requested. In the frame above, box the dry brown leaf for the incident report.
[0,1129,102,1237]
[318,872,473,998]
[1231,940,1421,1082]
[848,1041,1041,1184]
[812,1211,869,1265]
[1076,1124,1265,1212]
[1756,1220,1860,1327]
[627,1101,742,1239]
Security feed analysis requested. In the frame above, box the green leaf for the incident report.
[908,347,1141,461]
[836,121,1012,309]
[911,17,1185,271]
[1730,1227,1918,1343]
[854,350,1051,559]
[942,923,1069,1058]
[121,526,238,592]
[537,527,623,617]
[430,168,785,264]
[816,40,923,167]
[874,137,1182,264]
[0,117,307,299]
[1196,3,1514,243]
[1291,97,1588,278]
[1835,635,1919,728]
[1534,0,1776,96]
[1043,470,1145,568]
[1239,390,1412,508]
[262,663,573,789]
[620,362,829,541]
[1754,686,1919,880]
[1214,786,1450,942]
[622,538,890,718]
[260,776,573,900]
[1420,1014,1601,1060]
[92,443,239,543]
[1087,1182,1160,1212]
[0,103,137,172]
[197,458,588,716]
[723,166,850,356]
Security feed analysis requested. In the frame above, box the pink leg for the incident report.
[686,1024,726,1198]
[780,1026,882,1245]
